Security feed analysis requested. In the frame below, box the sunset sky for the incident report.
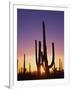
[17,9,64,73]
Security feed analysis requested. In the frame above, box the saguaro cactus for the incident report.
[35,21,55,76]
[29,63,31,73]
[17,59,18,74]
[59,58,63,71]
[35,40,37,65]
[35,40,41,74]
[23,54,26,74]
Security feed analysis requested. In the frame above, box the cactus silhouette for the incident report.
[17,59,18,74]
[35,21,55,76]
[59,58,63,71]
[23,54,26,74]
[35,40,41,74]
[29,63,31,73]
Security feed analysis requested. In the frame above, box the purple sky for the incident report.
[17,9,64,70]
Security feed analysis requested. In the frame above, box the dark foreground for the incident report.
[17,71,64,81]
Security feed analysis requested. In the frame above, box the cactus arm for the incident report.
[48,42,54,68]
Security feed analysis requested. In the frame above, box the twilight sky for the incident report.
[17,9,64,72]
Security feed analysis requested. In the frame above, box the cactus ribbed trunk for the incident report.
[35,21,55,77]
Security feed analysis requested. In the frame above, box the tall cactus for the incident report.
[29,63,31,73]
[17,59,18,74]
[35,21,55,76]
[35,40,37,65]
[35,40,41,74]
[23,54,26,74]
[59,58,63,71]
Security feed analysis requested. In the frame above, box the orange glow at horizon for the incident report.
[17,53,64,73]
[40,65,45,74]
